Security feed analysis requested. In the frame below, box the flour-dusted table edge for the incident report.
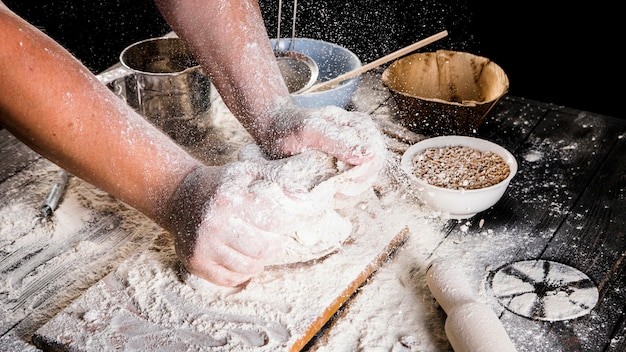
[32,190,410,351]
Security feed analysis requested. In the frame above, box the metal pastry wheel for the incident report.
[489,259,599,321]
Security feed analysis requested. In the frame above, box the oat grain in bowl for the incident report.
[412,145,510,190]
[400,136,518,218]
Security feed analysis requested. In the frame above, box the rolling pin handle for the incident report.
[426,259,517,352]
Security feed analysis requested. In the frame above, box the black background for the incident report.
[3,0,622,119]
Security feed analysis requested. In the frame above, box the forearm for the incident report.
[154,0,292,143]
[0,4,200,223]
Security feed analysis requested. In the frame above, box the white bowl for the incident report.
[270,38,362,108]
[400,136,518,219]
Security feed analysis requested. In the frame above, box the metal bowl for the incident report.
[271,38,362,109]
[274,50,319,94]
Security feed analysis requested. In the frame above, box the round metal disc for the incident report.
[489,259,599,321]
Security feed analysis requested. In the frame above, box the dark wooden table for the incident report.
[0,70,624,351]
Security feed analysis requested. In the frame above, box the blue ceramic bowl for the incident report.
[271,38,362,109]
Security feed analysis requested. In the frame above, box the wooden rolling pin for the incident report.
[426,258,517,352]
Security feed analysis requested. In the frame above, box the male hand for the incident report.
[166,146,351,287]
[259,105,387,197]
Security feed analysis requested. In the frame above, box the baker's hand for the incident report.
[164,152,344,287]
[257,105,387,196]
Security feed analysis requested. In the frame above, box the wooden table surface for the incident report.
[0,70,624,351]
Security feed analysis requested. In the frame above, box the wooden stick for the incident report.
[301,30,448,94]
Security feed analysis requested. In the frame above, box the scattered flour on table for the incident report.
[36,186,413,351]
[77,98,459,351]
[60,158,458,351]
[4,84,601,351]
[0,160,160,344]
[309,186,454,351]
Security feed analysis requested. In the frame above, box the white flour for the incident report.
[0,84,451,351]
[3,72,611,351]
[0,159,160,343]
[309,162,454,351]
[31,177,454,352]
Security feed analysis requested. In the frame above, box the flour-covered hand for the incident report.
[164,151,349,287]
[163,165,274,287]
[258,105,387,196]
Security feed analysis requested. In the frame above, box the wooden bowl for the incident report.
[382,50,509,136]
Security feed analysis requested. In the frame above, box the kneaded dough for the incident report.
[268,204,353,266]
[238,145,356,266]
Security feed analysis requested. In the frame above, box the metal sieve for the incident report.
[274,0,318,94]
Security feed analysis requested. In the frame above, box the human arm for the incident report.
[153,0,386,171]
[0,3,196,221]
[0,0,386,287]
[0,3,282,286]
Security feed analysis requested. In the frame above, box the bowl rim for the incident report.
[269,37,362,96]
[400,135,518,194]
[381,50,510,106]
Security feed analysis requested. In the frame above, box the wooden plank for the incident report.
[479,95,549,151]
[0,331,38,352]
[607,316,626,352]
[538,131,626,351]
[33,190,409,351]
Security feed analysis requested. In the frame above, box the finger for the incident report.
[301,107,386,165]
[186,260,254,287]
[191,228,266,279]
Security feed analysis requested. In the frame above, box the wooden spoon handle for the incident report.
[302,30,448,94]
